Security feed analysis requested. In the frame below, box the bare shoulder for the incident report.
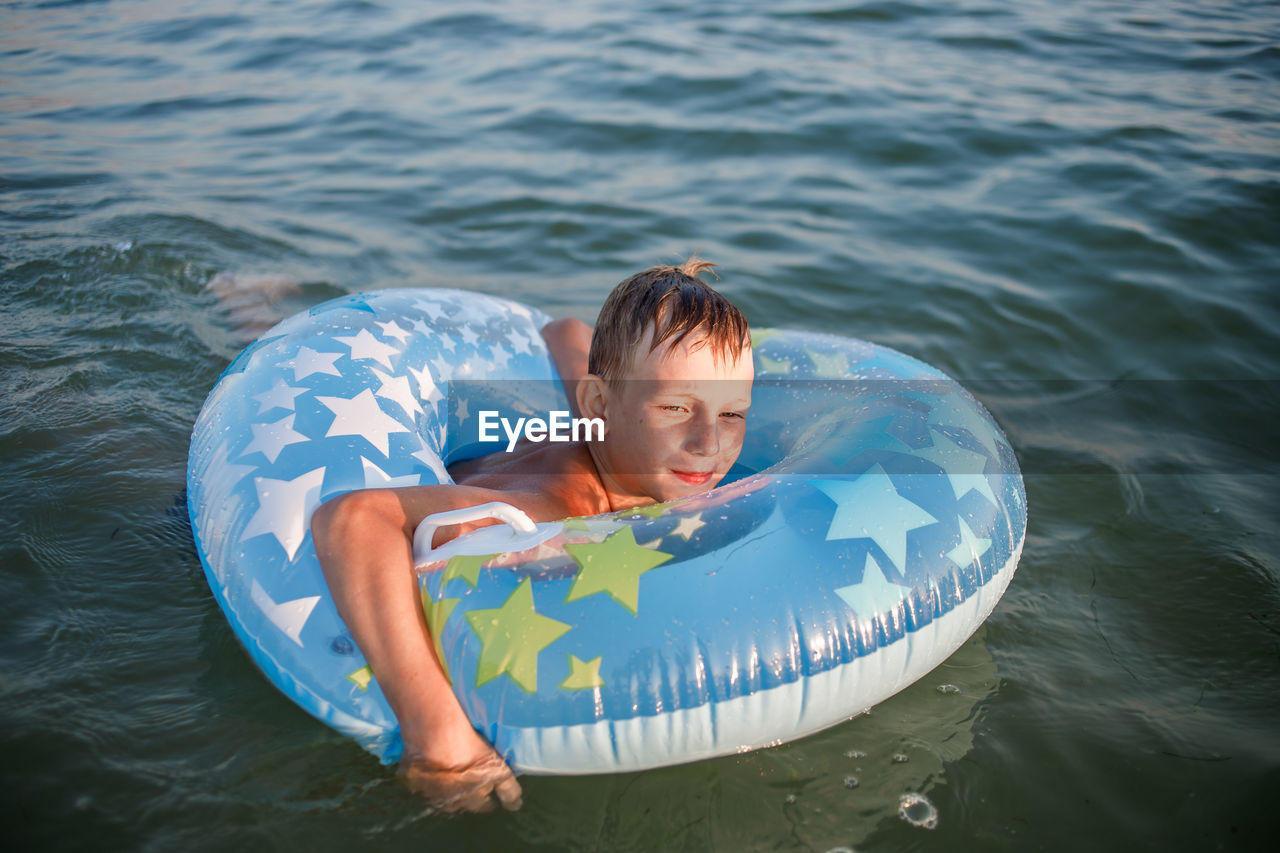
[454,442,607,520]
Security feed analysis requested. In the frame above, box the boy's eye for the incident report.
[659,404,688,413]
[721,411,746,420]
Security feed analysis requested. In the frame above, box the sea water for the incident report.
[2,1,1277,849]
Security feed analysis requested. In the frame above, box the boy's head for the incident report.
[578,258,754,506]
[587,258,750,385]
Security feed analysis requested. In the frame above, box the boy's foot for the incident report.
[399,749,523,814]
[204,271,301,341]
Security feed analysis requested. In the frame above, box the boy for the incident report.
[310,259,753,813]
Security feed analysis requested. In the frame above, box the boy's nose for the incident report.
[685,415,720,456]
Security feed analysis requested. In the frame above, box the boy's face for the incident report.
[594,327,754,504]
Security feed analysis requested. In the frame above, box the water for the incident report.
[2,0,1278,849]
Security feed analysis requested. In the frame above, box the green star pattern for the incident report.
[559,654,606,690]
[563,515,625,539]
[465,578,572,693]
[625,502,668,519]
[806,348,849,377]
[346,665,373,691]
[442,553,496,588]
[757,352,793,375]
[750,328,782,347]
[564,526,674,615]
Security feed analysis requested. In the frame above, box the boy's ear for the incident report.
[576,374,609,428]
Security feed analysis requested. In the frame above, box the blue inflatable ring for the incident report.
[187,288,1026,774]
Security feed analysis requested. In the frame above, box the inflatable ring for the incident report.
[187,288,1026,774]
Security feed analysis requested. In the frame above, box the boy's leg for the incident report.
[205,271,301,341]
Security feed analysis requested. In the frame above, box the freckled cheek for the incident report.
[720,426,747,456]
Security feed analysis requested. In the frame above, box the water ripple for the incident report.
[2,0,1279,848]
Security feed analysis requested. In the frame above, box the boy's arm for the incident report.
[540,317,592,418]
[312,484,541,812]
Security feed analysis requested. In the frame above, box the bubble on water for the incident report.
[784,794,797,804]
[844,749,866,759]
[892,753,909,763]
[114,240,133,252]
[843,775,860,789]
[898,792,938,829]
[825,847,856,853]
[936,683,961,694]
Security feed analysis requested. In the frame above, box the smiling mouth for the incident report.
[671,470,713,485]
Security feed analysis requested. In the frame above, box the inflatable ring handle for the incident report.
[413,501,539,563]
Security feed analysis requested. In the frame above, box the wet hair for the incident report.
[588,256,751,383]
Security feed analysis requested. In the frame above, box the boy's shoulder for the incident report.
[452,441,609,520]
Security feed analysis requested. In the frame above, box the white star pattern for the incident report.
[413,298,443,321]
[239,467,327,560]
[198,441,256,506]
[915,429,998,506]
[671,513,706,540]
[250,579,320,647]
[361,457,421,489]
[195,443,257,579]
[411,447,450,483]
[316,388,410,456]
[253,379,308,415]
[947,516,992,568]
[835,554,910,622]
[371,367,422,417]
[376,319,411,344]
[199,372,245,421]
[448,299,482,323]
[459,325,480,347]
[408,364,444,406]
[241,413,309,464]
[813,465,939,572]
[488,348,512,371]
[930,402,1005,460]
[505,301,533,321]
[335,328,400,370]
[508,327,535,354]
[287,346,342,382]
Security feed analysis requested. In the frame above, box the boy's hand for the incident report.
[400,751,523,814]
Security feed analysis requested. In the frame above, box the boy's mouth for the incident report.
[671,469,713,486]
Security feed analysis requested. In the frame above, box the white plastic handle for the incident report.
[412,501,539,564]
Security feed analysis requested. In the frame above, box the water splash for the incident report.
[898,792,938,829]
